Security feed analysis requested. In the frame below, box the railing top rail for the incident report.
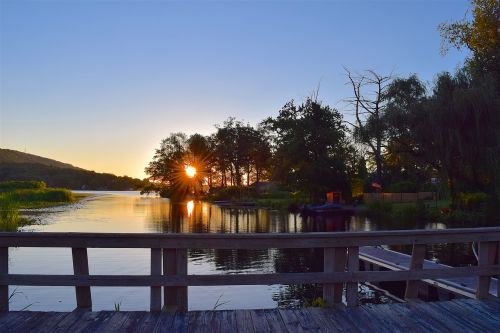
[1,227,500,248]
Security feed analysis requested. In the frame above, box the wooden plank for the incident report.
[404,243,426,300]
[346,246,359,307]
[249,309,272,332]
[293,309,323,332]
[3,264,500,287]
[135,313,161,333]
[430,300,494,332]
[277,309,306,333]
[263,309,287,332]
[119,312,148,332]
[150,248,162,312]
[73,311,115,333]
[219,311,237,333]
[0,248,7,312]
[170,311,188,332]
[476,241,496,299]
[72,248,92,310]
[498,242,500,297]
[323,247,346,305]
[235,310,255,333]
[27,312,70,333]
[2,227,500,249]
[50,309,90,332]
[152,312,176,333]
[164,249,188,312]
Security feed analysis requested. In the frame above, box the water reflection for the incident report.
[10,192,484,311]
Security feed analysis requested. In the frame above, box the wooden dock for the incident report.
[359,246,499,298]
[1,298,500,332]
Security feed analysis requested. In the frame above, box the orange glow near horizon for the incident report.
[185,165,197,178]
[187,200,194,217]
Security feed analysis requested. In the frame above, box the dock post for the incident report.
[163,248,188,311]
[404,243,426,300]
[323,247,347,306]
[346,246,359,307]
[150,248,162,312]
[476,241,496,299]
[72,248,92,310]
[0,248,8,312]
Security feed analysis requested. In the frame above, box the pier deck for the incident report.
[1,299,500,332]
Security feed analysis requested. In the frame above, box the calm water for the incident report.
[10,191,477,311]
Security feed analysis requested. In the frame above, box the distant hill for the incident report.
[0,148,147,190]
[0,149,81,170]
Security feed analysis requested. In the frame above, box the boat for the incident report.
[300,203,355,216]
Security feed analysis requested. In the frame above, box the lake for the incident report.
[9,191,477,311]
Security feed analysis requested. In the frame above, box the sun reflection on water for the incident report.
[187,200,194,217]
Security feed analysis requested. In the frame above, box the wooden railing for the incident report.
[1,227,500,312]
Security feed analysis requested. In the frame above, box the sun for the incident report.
[185,165,197,178]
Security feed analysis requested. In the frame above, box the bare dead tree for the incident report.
[343,67,392,185]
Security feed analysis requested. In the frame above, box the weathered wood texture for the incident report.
[360,245,499,298]
[2,229,500,312]
[2,227,500,248]
[150,248,162,312]
[0,247,7,312]
[2,299,500,332]
[71,248,91,309]
[346,246,359,307]
[404,243,426,300]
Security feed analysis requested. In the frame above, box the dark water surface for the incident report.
[10,191,477,311]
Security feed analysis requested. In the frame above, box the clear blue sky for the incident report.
[1,0,469,178]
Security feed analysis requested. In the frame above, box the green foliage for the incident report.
[0,198,21,231]
[207,186,258,201]
[0,180,46,192]
[391,201,429,222]
[0,163,147,190]
[264,98,354,201]
[456,192,489,210]
[303,297,326,308]
[6,188,74,203]
[387,181,418,193]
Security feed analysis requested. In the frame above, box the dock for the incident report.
[359,246,498,298]
[1,298,500,332]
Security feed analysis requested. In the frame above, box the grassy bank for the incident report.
[365,196,499,225]
[206,186,309,210]
[0,180,83,209]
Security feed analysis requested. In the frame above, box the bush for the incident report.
[387,181,418,193]
[5,188,74,203]
[0,180,46,192]
[391,201,428,222]
[456,192,489,211]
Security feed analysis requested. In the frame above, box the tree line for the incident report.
[145,0,499,206]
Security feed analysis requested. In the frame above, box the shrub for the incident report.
[5,188,74,203]
[0,180,46,192]
[456,192,489,211]
[0,198,20,231]
[387,181,418,193]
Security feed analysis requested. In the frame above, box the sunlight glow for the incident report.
[187,200,194,217]
[185,165,197,178]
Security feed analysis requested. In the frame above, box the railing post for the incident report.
[71,248,92,310]
[346,246,359,307]
[404,243,426,300]
[497,242,500,298]
[323,247,346,306]
[150,248,162,312]
[0,248,8,312]
[476,241,496,299]
[163,248,188,312]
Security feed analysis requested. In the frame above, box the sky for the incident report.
[1,0,469,179]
